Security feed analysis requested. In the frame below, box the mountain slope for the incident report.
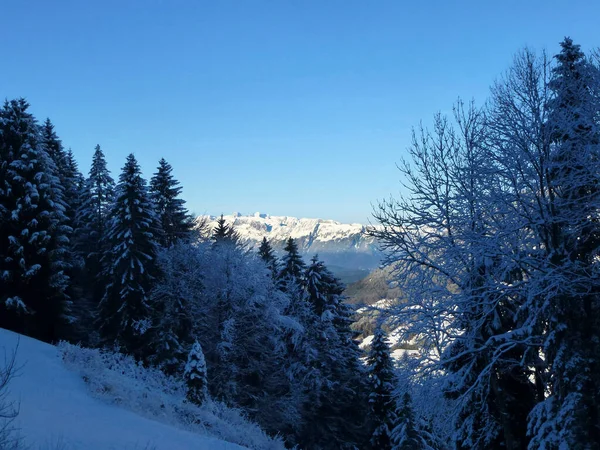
[200,213,381,276]
[0,328,249,450]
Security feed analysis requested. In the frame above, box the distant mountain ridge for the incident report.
[199,213,382,281]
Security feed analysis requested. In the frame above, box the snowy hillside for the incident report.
[200,213,382,273]
[0,328,279,450]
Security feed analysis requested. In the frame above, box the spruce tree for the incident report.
[149,158,194,247]
[392,393,423,450]
[0,99,71,342]
[40,121,84,233]
[184,340,209,406]
[148,242,196,375]
[40,121,85,339]
[279,237,306,286]
[98,154,159,359]
[76,145,115,303]
[300,256,370,448]
[258,237,279,279]
[528,37,600,447]
[367,326,397,450]
[212,214,240,247]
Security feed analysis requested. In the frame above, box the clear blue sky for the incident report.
[1,1,598,223]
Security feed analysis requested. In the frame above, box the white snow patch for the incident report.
[0,328,247,450]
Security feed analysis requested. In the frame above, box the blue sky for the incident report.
[2,1,599,223]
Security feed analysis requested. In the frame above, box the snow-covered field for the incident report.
[0,328,259,450]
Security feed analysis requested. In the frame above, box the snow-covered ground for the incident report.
[0,328,246,450]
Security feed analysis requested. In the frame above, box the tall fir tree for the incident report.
[528,37,600,447]
[98,154,160,359]
[367,326,397,450]
[258,237,279,279]
[279,237,306,286]
[392,392,425,450]
[300,255,370,449]
[0,99,71,342]
[40,121,84,234]
[76,145,115,303]
[40,120,86,339]
[212,214,240,247]
[148,242,197,375]
[149,158,194,247]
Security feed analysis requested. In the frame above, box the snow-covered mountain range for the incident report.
[200,213,382,279]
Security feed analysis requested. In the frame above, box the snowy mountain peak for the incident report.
[199,213,381,274]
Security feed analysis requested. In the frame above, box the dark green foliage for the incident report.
[40,120,86,340]
[279,237,306,285]
[75,145,115,304]
[299,255,370,449]
[149,158,195,247]
[0,99,71,342]
[211,214,240,247]
[98,154,160,359]
[367,326,397,450]
[258,237,279,279]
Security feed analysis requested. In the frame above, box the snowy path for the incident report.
[0,328,244,450]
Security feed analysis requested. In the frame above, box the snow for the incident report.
[359,334,374,349]
[0,328,245,450]
[199,213,378,252]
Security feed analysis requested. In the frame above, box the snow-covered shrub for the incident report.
[58,342,285,450]
[183,341,208,406]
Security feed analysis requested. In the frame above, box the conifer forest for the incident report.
[1,31,600,450]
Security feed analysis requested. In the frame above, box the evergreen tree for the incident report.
[98,154,159,359]
[184,340,209,406]
[40,121,85,339]
[527,37,600,448]
[76,145,115,303]
[148,242,197,375]
[40,121,84,235]
[211,214,240,247]
[258,237,279,279]
[392,393,424,450]
[0,99,71,342]
[367,326,397,450]
[149,158,194,247]
[279,237,306,286]
[300,256,370,449]
[61,148,85,235]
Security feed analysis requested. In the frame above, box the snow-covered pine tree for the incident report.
[0,99,71,342]
[392,392,424,450]
[526,37,600,448]
[40,119,82,226]
[149,158,195,247]
[184,340,209,406]
[258,237,279,280]
[76,145,115,303]
[148,242,198,375]
[279,237,305,286]
[40,120,86,338]
[98,154,160,359]
[151,240,302,439]
[301,256,370,449]
[367,326,397,450]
